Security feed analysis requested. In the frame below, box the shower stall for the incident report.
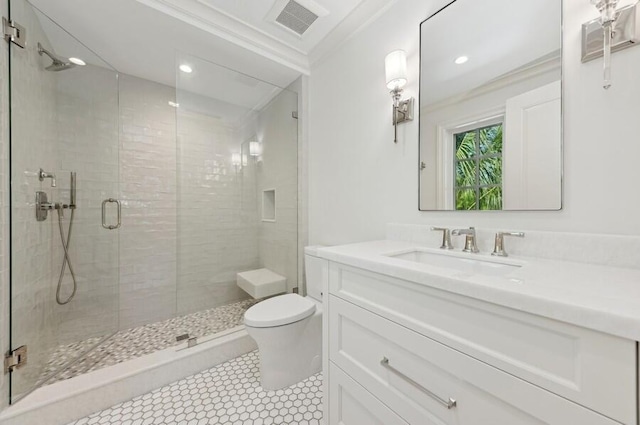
[6,0,299,403]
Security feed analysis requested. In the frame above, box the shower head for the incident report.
[37,42,76,72]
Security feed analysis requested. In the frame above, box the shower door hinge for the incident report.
[3,18,26,48]
[4,345,27,373]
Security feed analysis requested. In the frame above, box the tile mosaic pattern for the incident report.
[67,351,322,425]
[41,298,260,384]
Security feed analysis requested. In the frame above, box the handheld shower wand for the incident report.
[56,171,78,305]
[70,171,76,208]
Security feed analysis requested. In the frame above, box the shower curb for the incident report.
[0,327,257,425]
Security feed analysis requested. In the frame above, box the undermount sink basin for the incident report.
[386,249,521,277]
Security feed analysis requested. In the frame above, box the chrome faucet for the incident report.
[491,231,525,257]
[39,168,56,187]
[451,227,479,253]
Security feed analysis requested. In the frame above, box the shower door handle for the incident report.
[102,198,121,230]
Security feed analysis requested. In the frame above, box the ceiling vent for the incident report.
[267,0,329,36]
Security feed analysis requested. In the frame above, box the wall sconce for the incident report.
[385,50,414,144]
[582,0,640,89]
[231,153,241,172]
[249,140,261,158]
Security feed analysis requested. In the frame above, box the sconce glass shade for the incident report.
[591,0,619,24]
[249,141,260,157]
[385,50,408,90]
[231,153,241,166]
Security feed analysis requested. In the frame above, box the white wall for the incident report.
[308,0,640,246]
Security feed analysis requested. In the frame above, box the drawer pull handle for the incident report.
[381,357,457,410]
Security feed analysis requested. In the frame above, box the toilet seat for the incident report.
[245,294,316,328]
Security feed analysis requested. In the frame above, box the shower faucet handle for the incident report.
[38,168,56,187]
[430,227,454,250]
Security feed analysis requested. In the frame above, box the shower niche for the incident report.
[262,189,276,222]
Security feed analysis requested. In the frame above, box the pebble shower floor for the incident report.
[67,351,323,425]
[41,299,260,384]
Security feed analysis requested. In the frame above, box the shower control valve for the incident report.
[36,191,49,222]
[36,193,72,221]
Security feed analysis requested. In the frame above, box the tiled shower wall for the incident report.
[9,0,61,397]
[117,75,178,329]
[245,91,299,291]
[54,65,120,345]
[51,73,267,332]
[176,110,258,317]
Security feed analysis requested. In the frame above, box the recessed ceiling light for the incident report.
[454,56,469,65]
[179,64,193,73]
[69,57,86,66]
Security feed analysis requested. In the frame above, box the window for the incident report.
[454,123,503,210]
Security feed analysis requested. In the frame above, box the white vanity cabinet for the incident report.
[324,262,638,425]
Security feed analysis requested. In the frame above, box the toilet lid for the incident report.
[245,294,316,328]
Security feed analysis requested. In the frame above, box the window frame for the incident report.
[453,122,504,211]
[436,110,504,210]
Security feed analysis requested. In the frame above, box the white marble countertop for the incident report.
[316,240,640,341]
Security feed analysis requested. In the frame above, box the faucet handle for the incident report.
[491,231,525,257]
[451,227,479,253]
[38,168,57,187]
[431,227,454,250]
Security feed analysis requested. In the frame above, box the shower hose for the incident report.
[56,206,77,305]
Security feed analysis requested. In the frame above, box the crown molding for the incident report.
[135,0,311,74]
[135,0,394,76]
[421,53,562,114]
[308,0,398,66]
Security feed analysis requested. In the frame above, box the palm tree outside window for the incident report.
[454,124,503,210]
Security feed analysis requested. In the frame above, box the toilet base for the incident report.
[247,310,322,390]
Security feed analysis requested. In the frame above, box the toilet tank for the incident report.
[304,246,327,301]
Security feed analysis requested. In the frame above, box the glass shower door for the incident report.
[175,53,299,336]
[8,0,120,402]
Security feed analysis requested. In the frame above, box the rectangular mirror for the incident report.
[419,0,562,211]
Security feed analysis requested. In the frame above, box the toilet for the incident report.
[244,246,326,390]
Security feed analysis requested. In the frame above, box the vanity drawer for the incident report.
[329,364,409,425]
[329,295,623,425]
[328,262,636,424]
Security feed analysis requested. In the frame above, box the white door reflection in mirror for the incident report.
[419,0,562,211]
[503,81,561,210]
